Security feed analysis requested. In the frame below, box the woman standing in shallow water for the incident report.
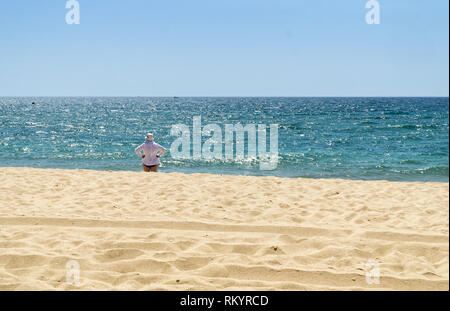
[135,133,167,172]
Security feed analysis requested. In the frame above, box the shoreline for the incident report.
[1,166,448,184]
[0,167,448,290]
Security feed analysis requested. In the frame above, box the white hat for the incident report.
[145,133,154,142]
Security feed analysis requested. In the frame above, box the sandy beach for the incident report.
[0,167,448,290]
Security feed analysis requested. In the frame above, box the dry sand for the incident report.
[0,167,448,290]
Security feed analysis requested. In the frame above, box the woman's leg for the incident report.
[143,164,151,172]
[150,165,159,172]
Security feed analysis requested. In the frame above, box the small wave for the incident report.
[393,166,449,176]
[387,124,442,130]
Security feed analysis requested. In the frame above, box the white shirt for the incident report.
[135,141,167,166]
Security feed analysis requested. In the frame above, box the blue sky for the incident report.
[0,0,448,96]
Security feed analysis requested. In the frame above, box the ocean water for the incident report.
[0,97,448,182]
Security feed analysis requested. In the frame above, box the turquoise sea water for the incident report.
[0,97,448,182]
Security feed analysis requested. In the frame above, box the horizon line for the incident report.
[0,95,449,98]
